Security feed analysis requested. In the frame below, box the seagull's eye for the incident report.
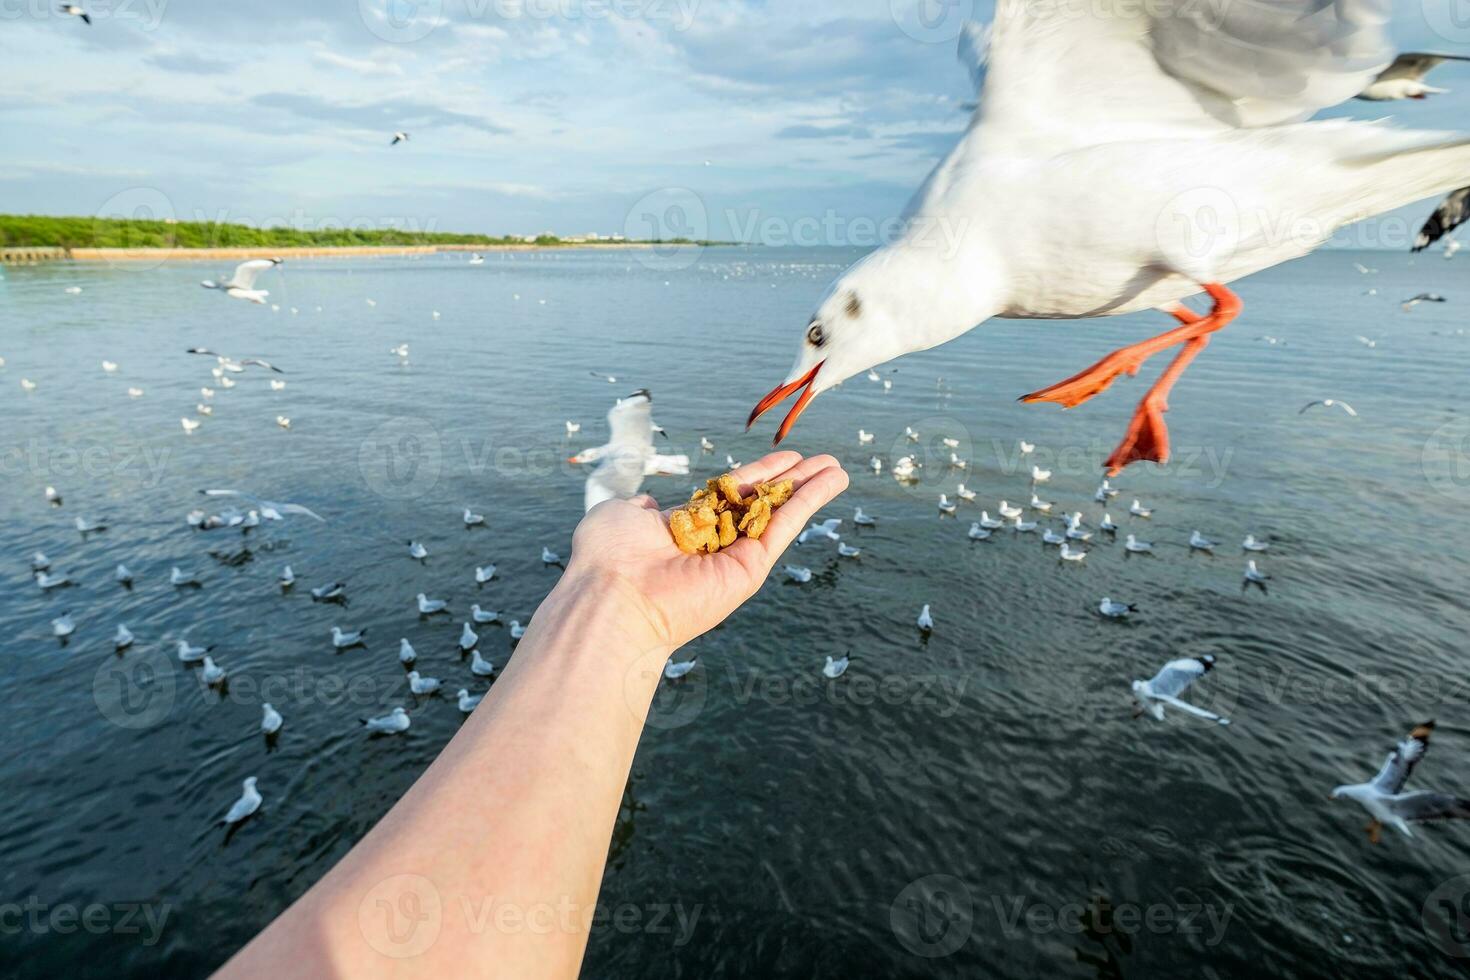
[807,322,825,347]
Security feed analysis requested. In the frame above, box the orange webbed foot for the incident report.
[1105,400,1170,476]
[1019,352,1149,409]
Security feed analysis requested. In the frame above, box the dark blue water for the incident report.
[2,245,1470,977]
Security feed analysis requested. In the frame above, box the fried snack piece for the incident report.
[668,472,794,554]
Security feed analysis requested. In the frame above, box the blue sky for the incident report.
[2,0,1468,243]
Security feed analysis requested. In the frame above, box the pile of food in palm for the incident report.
[668,472,794,554]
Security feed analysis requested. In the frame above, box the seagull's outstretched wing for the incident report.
[584,393,656,512]
[1369,722,1434,795]
[966,1,1390,149]
[200,489,325,521]
[230,259,279,290]
[1414,187,1470,252]
[1373,52,1470,84]
[1146,656,1213,700]
[1386,790,1470,823]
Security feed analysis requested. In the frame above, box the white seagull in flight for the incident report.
[579,390,689,512]
[747,2,1470,476]
[1332,722,1470,843]
[1132,655,1230,726]
[1357,52,1470,102]
[201,258,282,305]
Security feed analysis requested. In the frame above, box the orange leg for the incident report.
[1021,306,1207,409]
[1102,284,1241,475]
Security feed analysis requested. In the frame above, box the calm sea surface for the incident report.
[2,245,1470,977]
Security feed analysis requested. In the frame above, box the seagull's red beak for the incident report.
[747,361,823,445]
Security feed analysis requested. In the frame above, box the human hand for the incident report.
[563,452,849,649]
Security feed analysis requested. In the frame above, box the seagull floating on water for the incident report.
[1331,722,1470,843]
[471,604,499,624]
[279,565,294,588]
[170,567,201,588]
[854,507,877,527]
[1133,655,1229,725]
[463,508,485,527]
[261,703,282,735]
[968,522,991,541]
[398,638,417,665]
[471,648,495,677]
[475,564,497,584]
[408,541,428,561]
[664,658,697,680]
[1242,535,1270,552]
[75,516,106,534]
[221,777,261,825]
[1124,534,1153,554]
[35,570,70,590]
[782,565,813,584]
[1244,560,1271,592]
[331,626,366,649]
[822,654,850,679]
[1099,597,1137,619]
[459,622,479,652]
[509,620,526,640]
[837,542,862,557]
[541,546,562,566]
[917,604,934,632]
[52,612,75,639]
[1189,530,1217,552]
[311,582,345,602]
[363,707,410,734]
[1059,543,1087,562]
[407,671,441,696]
[114,624,134,650]
[457,689,483,713]
[745,2,1465,477]
[938,494,957,515]
[200,655,226,686]
[416,593,448,615]
[177,639,213,663]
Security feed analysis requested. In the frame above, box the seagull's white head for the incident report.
[749,244,1000,443]
[243,776,258,790]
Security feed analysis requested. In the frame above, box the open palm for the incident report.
[568,452,849,648]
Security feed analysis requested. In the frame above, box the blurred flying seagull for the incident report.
[1357,53,1470,101]
[1331,722,1470,842]
[201,258,281,305]
[186,348,284,373]
[58,4,90,24]
[201,490,324,522]
[1132,655,1230,725]
[391,132,410,145]
[1413,187,1469,252]
[1300,399,1358,417]
[580,390,690,512]
[1402,293,1448,311]
[798,519,843,544]
[746,3,1470,477]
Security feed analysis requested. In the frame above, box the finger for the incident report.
[729,451,803,491]
[755,464,850,557]
[629,495,660,512]
[766,453,841,490]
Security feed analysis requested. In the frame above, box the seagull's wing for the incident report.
[240,357,285,373]
[1386,791,1470,823]
[1146,657,1212,699]
[230,259,278,290]
[585,453,646,512]
[1373,52,1470,83]
[1153,693,1230,725]
[644,454,690,477]
[1369,722,1434,795]
[1299,401,1326,414]
[1414,187,1470,252]
[266,501,326,522]
[1336,402,1359,417]
[966,1,1390,150]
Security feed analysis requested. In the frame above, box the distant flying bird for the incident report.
[1300,399,1358,417]
[186,348,284,374]
[1413,188,1470,252]
[58,4,90,24]
[1402,293,1448,312]
[201,258,282,305]
[1357,53,1470,101]
[746,3,1470,477]
[1331,722,1470,843]
[200,489,325,522]
[391,132,410,145]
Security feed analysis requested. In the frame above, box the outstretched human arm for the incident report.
[216,452,849,979]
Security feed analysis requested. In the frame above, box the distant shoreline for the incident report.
[0,241,739,264]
